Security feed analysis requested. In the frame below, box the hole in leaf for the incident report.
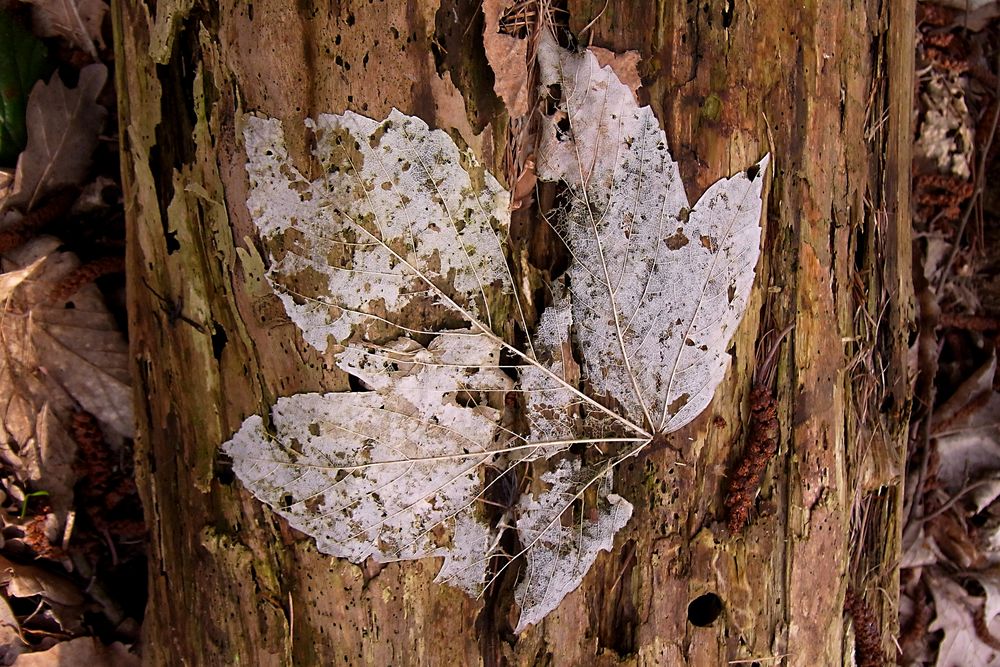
[687,593,723,627]
[746,164,760,181]
[545,83,562,114]
[347,374,372,392]
[556,116,571,141]
[499,348,519,382]
[454,390,479,408]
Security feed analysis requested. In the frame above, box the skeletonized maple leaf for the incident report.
[225,35,768,632]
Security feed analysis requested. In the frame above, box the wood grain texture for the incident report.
[114,0,912,663]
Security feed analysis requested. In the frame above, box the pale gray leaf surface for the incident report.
[536,32,768,432]
[8,64,107,211]
[243,109,513,352]
[513,460,632,633]
[519,294,579,446]
[222,333,510,595]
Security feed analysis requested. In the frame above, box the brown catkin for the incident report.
[0,189,78,253]
[915,174,974,224]
[49,256,125,303]
[917,3,955,27]
[724,384,779,533]
[70,410,146,544]
[844,588,886,667]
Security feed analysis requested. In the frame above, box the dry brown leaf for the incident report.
[0,555,82,607]
[23,0,108,60]
[588,46,643,98]
[928,572,1000,666]
[933,353,1000,495]
[7,64,107,212]
[481,0,530,118]
[11,636,137,667]
[0,236,132,514]
[0,594,25,663]
[0,171,13,206]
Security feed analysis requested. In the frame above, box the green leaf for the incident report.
[0,11,50,166]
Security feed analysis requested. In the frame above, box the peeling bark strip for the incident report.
[116,0,913,662]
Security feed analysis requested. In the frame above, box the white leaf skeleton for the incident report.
[224,34,769,633]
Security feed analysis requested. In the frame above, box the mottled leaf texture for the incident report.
[243,109,512,352]
[536,31,769,432]
[228,36,768,632]
[513,460,632,633]
[227,333,507,595]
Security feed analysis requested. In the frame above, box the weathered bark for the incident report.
[114,0,914,664]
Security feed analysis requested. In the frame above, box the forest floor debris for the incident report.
[0,0,142,663]
[902,3,1000,665]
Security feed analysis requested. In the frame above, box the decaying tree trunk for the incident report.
[114,0,914,663]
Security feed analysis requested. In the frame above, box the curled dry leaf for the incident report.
[932,353,1000,504]
[0,236,132,514]
[229,35,768,631]
[0,593,25,663]
[0,554,83,607]
[915,69,974,180]
[588,46,643,98]
[7,63,107,212]
[23,0,109,61]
